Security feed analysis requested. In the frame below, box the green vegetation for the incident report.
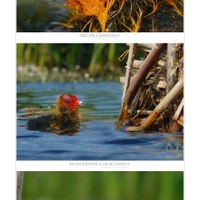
[22,171,183,200]
[17,0,65,32]
[17,44,132,82]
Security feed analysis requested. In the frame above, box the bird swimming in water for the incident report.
[26,93,82,134]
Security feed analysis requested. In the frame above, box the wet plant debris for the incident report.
[116,43,184,132]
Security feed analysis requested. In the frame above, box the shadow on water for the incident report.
[17,82,183,160]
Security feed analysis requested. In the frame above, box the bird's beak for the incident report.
[79,101,83,106]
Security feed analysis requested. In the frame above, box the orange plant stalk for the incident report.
[120,4,143,32]
[65,0,119,32]
[165,0,183,17]
[144,0,159,18]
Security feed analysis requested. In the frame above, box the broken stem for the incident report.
[141,78,183,129]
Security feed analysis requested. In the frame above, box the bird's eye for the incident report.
[66,99,70,104]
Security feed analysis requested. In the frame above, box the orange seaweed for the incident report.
[64,0,125,32]
[144,0,159,18]
[120,4,143,32]
[164,0,183,17]
[60,0,183,32]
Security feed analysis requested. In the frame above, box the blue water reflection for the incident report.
[17,82,183,160]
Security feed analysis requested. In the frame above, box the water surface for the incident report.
[17,82,183,160]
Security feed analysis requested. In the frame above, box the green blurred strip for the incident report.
[88,44,106,76]
[22,172,183,200]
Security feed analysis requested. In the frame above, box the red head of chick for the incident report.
[27,93,82,133]
[57,93,82,112]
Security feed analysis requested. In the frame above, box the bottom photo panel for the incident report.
[17,171,183,200]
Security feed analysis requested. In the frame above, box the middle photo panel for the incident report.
[17,43,184,161]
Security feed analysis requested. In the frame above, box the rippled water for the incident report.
[17,82,183,160]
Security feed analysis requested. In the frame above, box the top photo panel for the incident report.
[17,0,183,32]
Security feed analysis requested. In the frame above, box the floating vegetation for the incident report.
[116,43,184,132]
[54,0,183,32]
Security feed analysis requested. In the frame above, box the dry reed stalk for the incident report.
[121,44,137,102]
[126,125,144,132]
[173,97,184,121]
[167,43,178,94]
[133,59,166,69]
[116,44,137,130]
[137,43,155,51]
[17,172,24,200]
[141,77,183,129]
[177,116,184,126]
[133,60,143,69]
[123,43,167,106]
[169,97,184,132]
[116,43,167,130]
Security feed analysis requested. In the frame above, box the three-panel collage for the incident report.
[16,0,184,199]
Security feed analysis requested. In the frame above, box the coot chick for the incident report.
[27,93,82,133]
